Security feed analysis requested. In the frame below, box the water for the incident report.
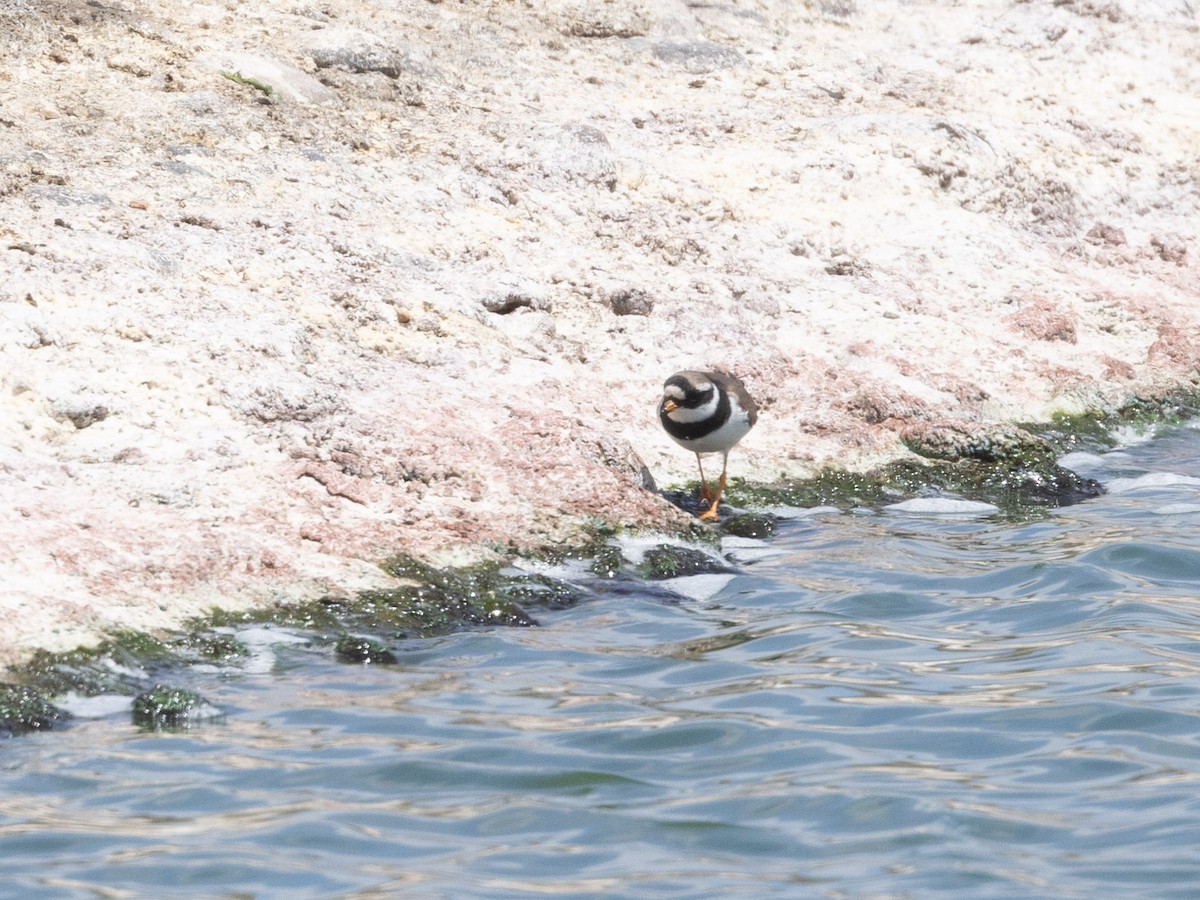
[3,422,1200,898]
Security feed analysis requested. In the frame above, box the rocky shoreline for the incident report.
[2,0,1197,665]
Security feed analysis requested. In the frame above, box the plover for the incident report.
[659,370,758,521]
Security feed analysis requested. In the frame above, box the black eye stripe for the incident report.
[679,387,714,408]
[664,375,715,408]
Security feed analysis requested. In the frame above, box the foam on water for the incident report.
[720,535,780,564]
[885,497,1001,516]
[1105,471,1200,493]
[761,504,842,519]
[1108,423,1158,448]
[614,533,719,567]
[235,625,311,674]
[1058,450,1107,474]
[58,693,135,719]
[507,556,594,583]
[658,572,737,601]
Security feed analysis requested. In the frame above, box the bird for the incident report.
[659,370,758,521]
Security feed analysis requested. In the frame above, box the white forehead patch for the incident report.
[664,384,686,401]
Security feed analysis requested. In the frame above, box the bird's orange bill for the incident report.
[663,399,678,413]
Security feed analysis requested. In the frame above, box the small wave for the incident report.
[661,573,736,601]
[1152,503,1200,516]
[720,536,781,564]
[760,505,842,519]
[1058,450,1107,473]
[884,498,1000,516]
[1105,472,1200,494]
[616,534,715,567]
[58,693,134,719]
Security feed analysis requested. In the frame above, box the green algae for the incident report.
[335,635,399,665]
[1031,388,1200,453]
[640,544,732,580]
[0,683,69,735]
[694,390,1200,520]
[721,425,1103,519]
[132,685,215,730]
[220,70,275,99]
[722,457,1100,519]
[19,630,180,699]
[589,543,627,578]
[195,555,584,640]
[719,512,778,539]
[174,633,250,663]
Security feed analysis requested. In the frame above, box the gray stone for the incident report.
[195,50,339,104]
[301,26,436,78]
[651,41,744,72]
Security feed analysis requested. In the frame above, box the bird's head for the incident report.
[661,372,715,421]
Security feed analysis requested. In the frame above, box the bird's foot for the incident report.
[697,471,728,522]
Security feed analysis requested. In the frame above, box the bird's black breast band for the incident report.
[660,388,731,443]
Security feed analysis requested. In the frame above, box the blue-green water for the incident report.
[3,423,1200,898]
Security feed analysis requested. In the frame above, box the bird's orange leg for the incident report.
[697,455,729,522]
[695,453,715,501]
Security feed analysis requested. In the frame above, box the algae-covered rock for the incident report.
[492,574,583,612]
[901,421,1103,508]
[640,544,732,580]
[374,555,588,628]
[1034,390,1200,453]
[335,635,399,665]
[219,554,576,640]
[726,420,1104,518]
[724,470,891,512]
[903,421,1055,464]
[589,543,626,578]
[18,631,181,699]
[132,685,217,730]
[173,633,250,663]
[720,513,777,539]
[0,683,69,735]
